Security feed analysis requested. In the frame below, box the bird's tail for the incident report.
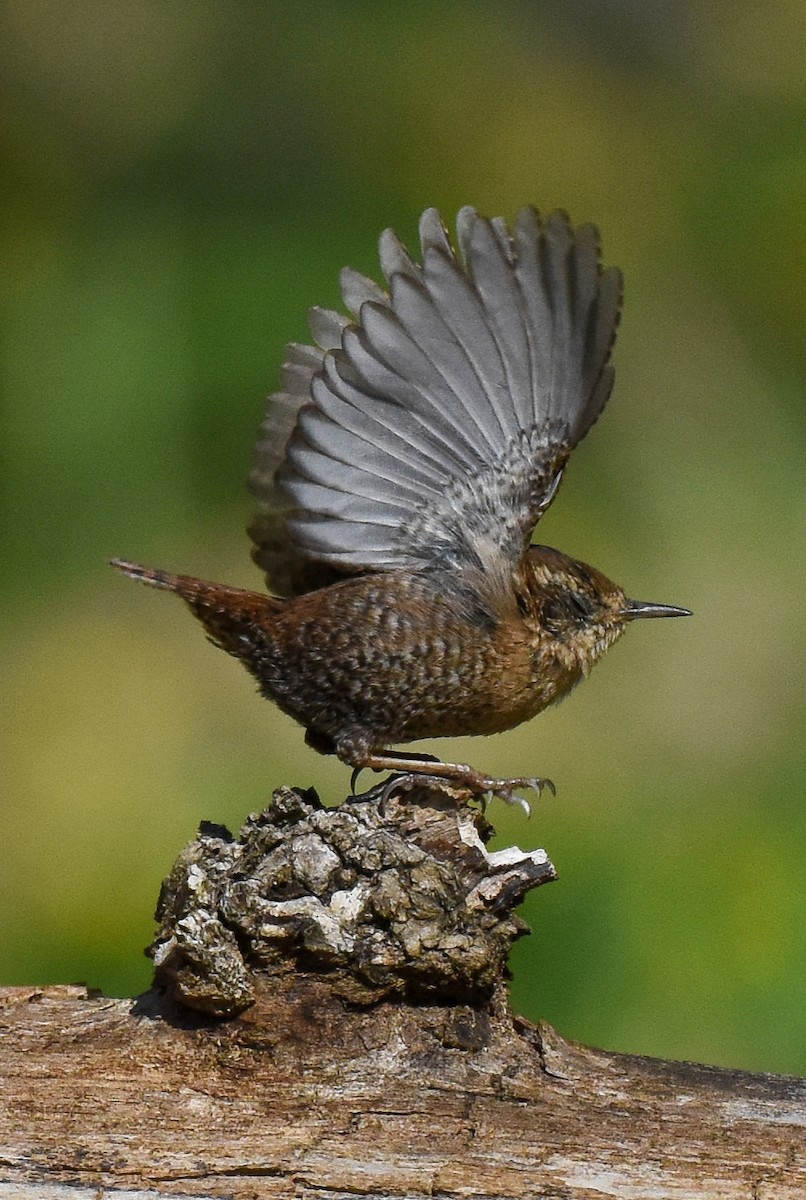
[110,558,283,662]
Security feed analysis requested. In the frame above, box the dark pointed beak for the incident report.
[621,599,693,620]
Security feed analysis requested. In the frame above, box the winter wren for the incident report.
[113,205,691,806]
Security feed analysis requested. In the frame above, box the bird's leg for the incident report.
[349,749,440,795]
[348,749,555,815]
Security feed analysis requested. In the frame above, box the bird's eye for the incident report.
[542,592,594,633]
[541,599,566,630]
[568,591,594,620]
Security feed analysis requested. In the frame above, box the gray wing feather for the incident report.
[378,227,420,281]
[456,211,534,431]
[313,366,460,479]
[308,307,348,348]
[250,205,623,595]
[340,321,488,462]
[418,249,518,441]
[285,415,427,511]
[339,267,387,313]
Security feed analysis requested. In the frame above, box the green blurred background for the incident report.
[2,1,804,1074]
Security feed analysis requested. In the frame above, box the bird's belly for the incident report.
[395,662,572,741]
[266,577,579,750]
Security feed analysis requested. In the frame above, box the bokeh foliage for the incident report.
[1,0,804,1073]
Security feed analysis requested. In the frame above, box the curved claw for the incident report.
[379,772,417,807]
[350,765,365,795]
[523,776,556,799]
[349,769,415,807]
[503,791,532,819]
[482,775,557,818]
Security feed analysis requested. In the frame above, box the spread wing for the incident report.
[248,206,623,597]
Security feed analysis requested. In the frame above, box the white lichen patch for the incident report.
[723,1098,806,1127]
[329,882,371,922]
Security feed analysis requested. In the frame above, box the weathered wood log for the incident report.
[1,783,804,1198]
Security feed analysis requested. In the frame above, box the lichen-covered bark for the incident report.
[1,782,804,1199]
[149,783,555,1014]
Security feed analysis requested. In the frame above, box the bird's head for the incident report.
[520,545,691,676]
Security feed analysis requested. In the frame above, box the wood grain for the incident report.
[1,982,804,1198]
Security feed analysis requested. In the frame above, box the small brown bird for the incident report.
[113,205,690,806]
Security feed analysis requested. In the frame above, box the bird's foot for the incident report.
[349,754,554,817]
[379,771,555,817]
